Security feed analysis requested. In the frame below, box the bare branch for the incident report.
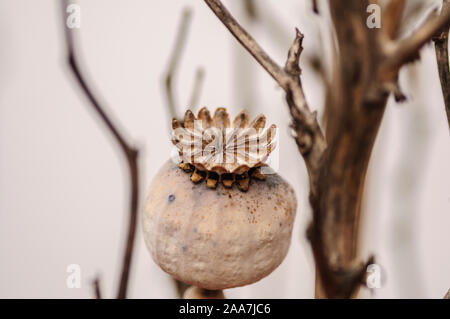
[164,8,193,120]
[244,0,257,20]
[174,280,190,299]
[309,0,385,299]
[312,0,319,14]
[61,0,140,299]
[285,28,304,76]
[382,0,406,40]
[163,8,206,123]
[203,0,326,191]
[204,0,439,300]
[433,0,450,129]
[93,276,102,299]
[386,4,450,69]
[204,0,292,90]
[188,67,205,108]
[444,289,450,299]
[183,287,225,299]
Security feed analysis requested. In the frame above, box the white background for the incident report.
[0,0,449,298]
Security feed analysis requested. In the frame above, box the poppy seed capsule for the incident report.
[142,160,297,290]
[142,108,297,290]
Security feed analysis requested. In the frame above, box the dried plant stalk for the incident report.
[203,0,450,298]
[434,0,450,129]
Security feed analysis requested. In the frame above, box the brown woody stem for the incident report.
[204,0,450,298]
[433,0,450,129]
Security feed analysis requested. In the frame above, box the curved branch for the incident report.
[204,0,294,90]
[188,67,205,108]
[164,8,192,120]
[386,3,450,69]
[61,0,140,299]
[382,0,406,40]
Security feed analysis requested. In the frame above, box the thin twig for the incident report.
[444,289,450,299]
[164,8,193,120]
[61,0,140,299]
[204,0,292,90]
[433,0,450,129]
[188,67,205,108]
[312,0,319,14]
[174,280,190,299]
[244,0,257,20]
[93,276,102,299]
[385,4,450,69]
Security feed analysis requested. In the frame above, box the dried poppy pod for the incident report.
[142,108,297,291]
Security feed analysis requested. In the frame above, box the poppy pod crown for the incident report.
[171,107,277,191]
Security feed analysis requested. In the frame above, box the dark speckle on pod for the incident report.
[168,194,175,202]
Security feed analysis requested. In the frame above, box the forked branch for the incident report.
[385,2,450,69]
[203,0,326,193]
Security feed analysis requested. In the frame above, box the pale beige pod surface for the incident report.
[142,160,297,290]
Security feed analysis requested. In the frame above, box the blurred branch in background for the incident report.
[244,0,257,20]
[433,0,450,129]
[163,8,191,121]
[61,0,140,299]
[234,0,305,116]
[305,15,332,129]
[311,0,319,15]
[232,0,259,116]
[163,7,205,125]
[93,276,102,299]
[188,68,205,107]
[246,0,292,48]
[445,289,450,298]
